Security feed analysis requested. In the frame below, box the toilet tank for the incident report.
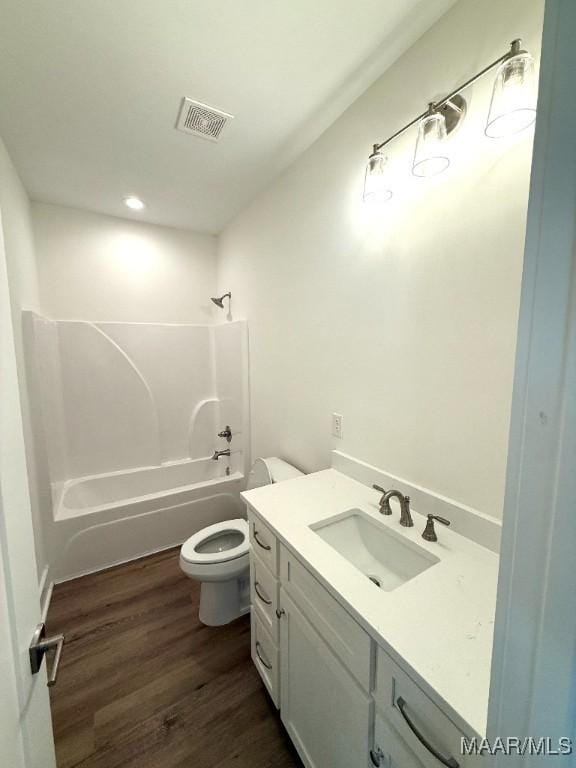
[246,457,303,491]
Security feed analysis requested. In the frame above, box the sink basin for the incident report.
[311,509,439,592]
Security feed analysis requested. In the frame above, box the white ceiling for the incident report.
[0,0,456,233]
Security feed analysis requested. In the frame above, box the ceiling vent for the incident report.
[175,98,233,142]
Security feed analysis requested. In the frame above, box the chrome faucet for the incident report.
[211,449,230,460]
[380,489,413,527]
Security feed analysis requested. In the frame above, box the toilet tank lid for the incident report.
[247,457,303,490]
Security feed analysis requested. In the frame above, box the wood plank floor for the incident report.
[47,548,301,768]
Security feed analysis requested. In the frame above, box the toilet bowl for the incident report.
[180,457,303,626]
[180,519,250,626]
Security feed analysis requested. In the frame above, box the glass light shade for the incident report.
[412,112,450,177]
[363,151,393,204]
[485,52,536,138]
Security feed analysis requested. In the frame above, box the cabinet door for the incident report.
[373,710,425,768]
[280,589,372,768]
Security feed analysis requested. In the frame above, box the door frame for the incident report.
[0,527,27,767]
[488,0,576,760]
[0,195,56,765]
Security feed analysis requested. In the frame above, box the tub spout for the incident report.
[212,449,231,460]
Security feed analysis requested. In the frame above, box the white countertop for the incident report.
[242,468,499,738]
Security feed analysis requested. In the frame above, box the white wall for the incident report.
[0,136,48,581]
[32,203,217,322]
[218,0,545,520]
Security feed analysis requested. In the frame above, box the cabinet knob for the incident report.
[370,747,385,766]
[275,608,285,620]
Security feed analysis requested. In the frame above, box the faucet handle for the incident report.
[372,485,392,515]
[218,426,232,443]
[422,514,450,542]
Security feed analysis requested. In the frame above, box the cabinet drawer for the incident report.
[248,512,278,575]
[280,545,372,691]
[375,648,479,767]
[250,552,279,641]
[251,609,280,708]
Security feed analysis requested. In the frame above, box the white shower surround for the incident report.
[24,312,249,580]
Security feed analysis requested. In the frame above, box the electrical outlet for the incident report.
[332,413,343,439]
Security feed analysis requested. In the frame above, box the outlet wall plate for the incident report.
[332,413,343,439]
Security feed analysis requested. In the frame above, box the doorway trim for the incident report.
[488,0,576,760]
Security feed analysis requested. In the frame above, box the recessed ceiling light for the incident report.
[124,196,145,211]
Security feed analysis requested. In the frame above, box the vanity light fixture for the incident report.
[124,196,145,211]
[363,39,537,201]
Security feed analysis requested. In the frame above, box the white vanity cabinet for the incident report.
[279,589,372,768]
[247,507,478,768]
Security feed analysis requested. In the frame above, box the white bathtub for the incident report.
[56,457,240,517]
[52,457,245,581]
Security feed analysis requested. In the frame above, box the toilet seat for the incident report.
[181,519,249,565]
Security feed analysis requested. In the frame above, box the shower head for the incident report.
[211,292,231,308]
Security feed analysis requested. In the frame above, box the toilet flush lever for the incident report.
[29,622,65,687]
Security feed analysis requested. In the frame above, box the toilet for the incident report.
[180,457,303,626]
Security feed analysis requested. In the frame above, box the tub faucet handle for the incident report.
[218,426,232,443]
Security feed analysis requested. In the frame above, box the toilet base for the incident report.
[198,573,250,626]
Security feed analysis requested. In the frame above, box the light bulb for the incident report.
[412,110,450,178]
[485,50,536,138]
[363,150,393,205]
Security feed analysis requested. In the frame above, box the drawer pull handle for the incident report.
[254,581,272,605]
[255,641,272,670]
[254,530,271,551]
[396,697,459,768]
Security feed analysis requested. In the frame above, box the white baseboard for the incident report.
[331,450,501,553]
[53,539,184,585]
[38,563,49,596]
[39,565,54,623]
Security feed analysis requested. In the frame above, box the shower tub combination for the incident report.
[53,456,245,580]
[25,314,250,581]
